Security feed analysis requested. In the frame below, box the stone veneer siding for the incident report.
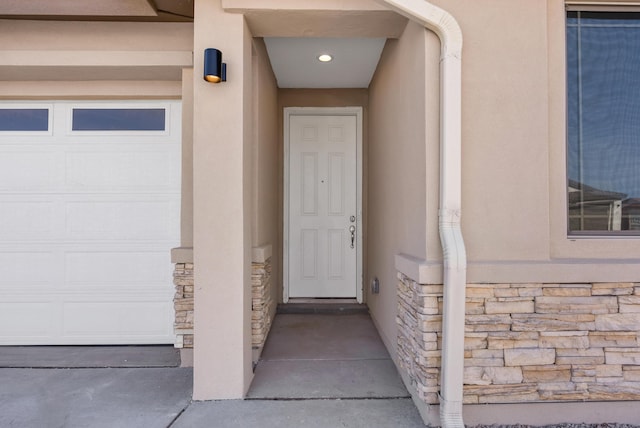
[251,257,273,349]
[174,262,194,348]
[397,272,640,404]
[172,258,274,349]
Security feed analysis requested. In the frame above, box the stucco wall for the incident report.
[367,21,437,357]
[181,69,195,246]
[192,0,254,399]
[386,0,640,287]
[427,0,551,263]
[0,20,193,87]
[0,20,193,50]
[0,20,191,98]
[251,38,280,324]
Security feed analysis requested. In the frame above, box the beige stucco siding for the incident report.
[367,21,432,356]
[0,20,192,51]
[251,38,279,321]
[0,20,193,83]
[181,69,195,247]
[0,19,192,97]
[424,0,551,262]
[387,0,640,288]
[192,1,254,399]
[0,81,183,100]
[251,39,278,250]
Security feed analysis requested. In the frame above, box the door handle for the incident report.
[349,225,356,249]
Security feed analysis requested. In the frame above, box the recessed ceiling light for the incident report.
[318,54,333,62]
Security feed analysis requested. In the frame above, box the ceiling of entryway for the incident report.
[264,37,387,89]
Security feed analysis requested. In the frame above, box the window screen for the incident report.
[567,12,640,233]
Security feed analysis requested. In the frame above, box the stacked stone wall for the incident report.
[252,257,273,349]
[172,259,274,350]
[397,273,640,404]
[174,262,194,348]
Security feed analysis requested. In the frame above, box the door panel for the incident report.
[288,114,357,298]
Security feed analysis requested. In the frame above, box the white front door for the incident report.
[285,109,361,300]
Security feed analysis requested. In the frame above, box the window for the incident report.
[0,109,49,131]
[567,11,640,234]
[72,108,166,131]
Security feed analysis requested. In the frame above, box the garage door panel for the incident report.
[0,201,55,239]
[0,301,57,338]
[65,151,178,189]
[0,252,58,288]
[65,200,178,241]
[65,251,171,286]
[63,301,172,338]
[0,152,58,190]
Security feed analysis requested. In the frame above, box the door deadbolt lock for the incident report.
[350,215,356,222]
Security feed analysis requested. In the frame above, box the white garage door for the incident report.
[0,101,181,345]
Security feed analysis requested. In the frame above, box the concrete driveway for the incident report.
[0,367,193,428]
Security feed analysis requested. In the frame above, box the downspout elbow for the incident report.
[438,209,467,272]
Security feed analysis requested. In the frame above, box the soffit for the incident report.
[264,37,387,88]
[0,0,193,22]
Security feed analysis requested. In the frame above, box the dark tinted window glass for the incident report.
[0,109,49,131]
[567,12,640,233]
[72,108,166,131]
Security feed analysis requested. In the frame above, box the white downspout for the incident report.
[379,1,466,427]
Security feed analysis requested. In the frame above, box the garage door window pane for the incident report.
[72,108,166,131]
[0,109,49,131]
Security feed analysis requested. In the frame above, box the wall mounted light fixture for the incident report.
[204,48,227,83]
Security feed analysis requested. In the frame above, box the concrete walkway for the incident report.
[173,313,425,427]
[0,313,425,427]
[247,313,410,399]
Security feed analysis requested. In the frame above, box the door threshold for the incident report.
[277,300,367,315]
[287,298,359,304]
